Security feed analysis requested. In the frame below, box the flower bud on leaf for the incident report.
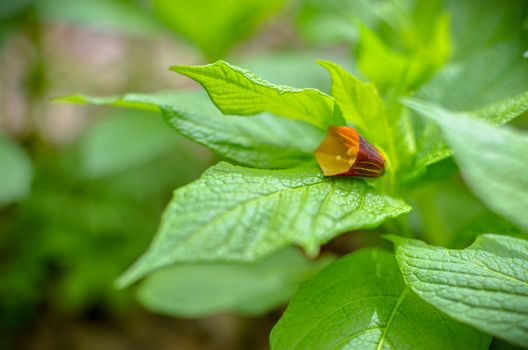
[314,126,385,177]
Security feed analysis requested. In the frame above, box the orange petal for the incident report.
[314,126,359,176]
[314,126,385,178]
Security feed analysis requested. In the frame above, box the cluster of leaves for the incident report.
[53,0,527,349]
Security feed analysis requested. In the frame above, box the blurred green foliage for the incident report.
[0,136,32,205]
[0,109,210,345]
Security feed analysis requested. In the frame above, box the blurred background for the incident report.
[0,0,350,349]
[0,0,526,349]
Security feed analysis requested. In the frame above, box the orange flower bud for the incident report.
[314,126,385,177]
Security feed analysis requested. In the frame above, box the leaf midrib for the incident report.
[375,287,410,350]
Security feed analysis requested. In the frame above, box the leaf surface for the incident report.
[405,99,528,229]
[58,91,323,169]
[391,234,528,347]
[317,60,385,139]
[117,162,410,286]
[270,249,490,350]
[171,60,344,129]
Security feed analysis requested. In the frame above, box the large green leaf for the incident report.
[270,248,490,350]
[418,39,528,112]
[445,0,527,59]
[57,91,323,169]
[117,162,410,286]
[171,61,344,129]
[410,90,528,170]
[137,248,331,317]
[390,234,528,347]
[405,99,528,229]
[413,39,528,169]
[0,135,32,205]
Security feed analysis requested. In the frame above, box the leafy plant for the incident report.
[59,0,528,348]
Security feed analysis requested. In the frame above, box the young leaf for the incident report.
[317,61,387,140]
[405,99,528,229]
[0,135,32,205]
[356,10,450,94]
[117,162,410,287]
[316,60,413,178]
[390,234,528,347]
[170,60,344,129]
[270,249,490,350]
[57,91,323,169]
[137,248,331,317]
[356,24,409,93]
[317,60,384,132]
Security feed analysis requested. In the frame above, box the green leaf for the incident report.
[317,60,385,136]
[390,234,528,347]
[418,39,528,112]
[170,60,344,129]
[475,90,528,125]
[356,8,450,94]
[160,92,324,169]
[137,248,331,317]
[57,91,323,169]
[270,248,490,350]
[413,39,528,169]
[117,162,410,287]
[0,135,32,205]
[152,0,285,59]
[295,0,376,46]
[80,110,181,178]
[317,60,409,175]
[405,99,528,229]
[56,93,160,111]
[445,0,527,59]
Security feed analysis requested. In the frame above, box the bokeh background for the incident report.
[1,0,526,349]
[0,1,349,349]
